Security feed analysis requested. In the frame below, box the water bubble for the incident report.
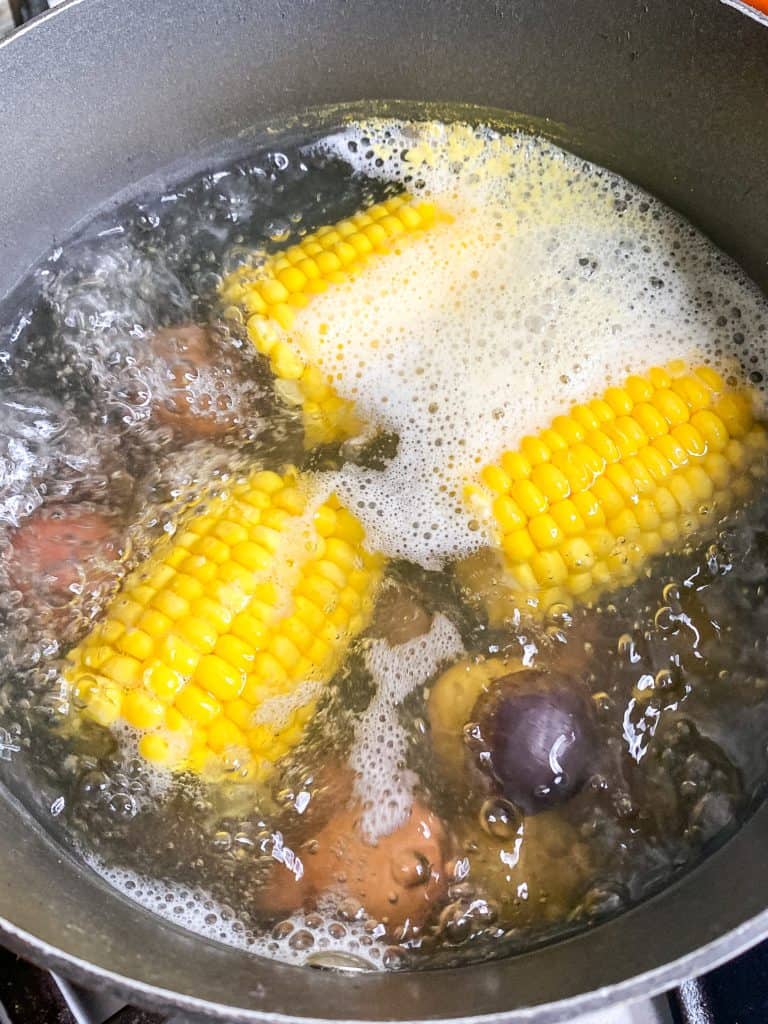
[289,929,315,951]
[479,797,522,840]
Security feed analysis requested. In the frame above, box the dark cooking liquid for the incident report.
[1,112,768,969]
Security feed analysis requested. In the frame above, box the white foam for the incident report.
[293,120,768,567]
[351,614,464,841]
[88,855,387,968]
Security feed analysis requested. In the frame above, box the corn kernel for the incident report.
[672,375,711,411]
[652,389,690,427]
[549,499,586,536]
[145,662,184,703]
[653,434,688,470]
[158,634,200,675]
[224,698,254,731]
[531,550,569,586]
[638,446,672,482]
[528,514,563,550]
[500,451,532,481]
[608,508,641,540]
[122,690,166,730]
[572,491,606,527]
[116,629,154,661]
[82,681,122,727]
[560,538,595,572]
[567,571,594,596]
[604,387,634,416]
[690,410,728,452]
[648,366,672,389]
[492,495,527,532]
[520,435,551,465]
[695,366,724,392]
[250,651,289,687]
[672,423,706,458]
[635,498,662,532]
[175,685,222,726]
[668,475,696,513]
[481,464,512,494]
[502,528,537,563]
[632,403,669,440]
[586,429,621,464]
[716,392,753,437]
[152,590,189,621]
[685,465,714,502]
[195,655,245,701]
[590,478,625,518]
[207,717,245,753]
[570,405,601,431]
[231,541,272,573]
[703,452,731,489]
[531,464,570,502]
[540,428,568,453]
[139,734,171,765]
[626,375,655,403]
[101,655,143,687]
[510,479,548,517]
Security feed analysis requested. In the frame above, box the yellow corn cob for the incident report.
[66,468,384,780]
[220,194,444,447]
[464,362,767,621]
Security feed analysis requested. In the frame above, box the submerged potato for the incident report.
[8,503,123,615]
[459,810,592,928]
[368,579,434,647]
[302,802,448,939]
[149,323,245,439]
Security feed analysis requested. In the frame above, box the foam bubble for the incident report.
[351,614,464,841]
[294,120,768,567]
[89,856,387,969]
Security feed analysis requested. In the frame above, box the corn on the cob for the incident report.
[464,362,767,620]
[220,194,444,447]
[66,468,383,780]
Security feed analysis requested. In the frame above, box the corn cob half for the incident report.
[464,362,767,621]
[66,469,384,780]
[220,194,444,447]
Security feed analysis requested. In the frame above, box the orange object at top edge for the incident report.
[730,0,768,14]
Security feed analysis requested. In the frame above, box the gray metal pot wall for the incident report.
[1,1,768,1020]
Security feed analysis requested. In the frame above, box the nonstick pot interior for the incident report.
[1,0,768,1020]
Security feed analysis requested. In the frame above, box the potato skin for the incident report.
[302,801,448,940]
[149,324,241,439]
[368,579,434,647]
[9,503,123,612]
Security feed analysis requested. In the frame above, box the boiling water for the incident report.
[2,113,768,970]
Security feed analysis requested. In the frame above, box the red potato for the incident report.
[302,801,448,940]
[148,323,244,440]
[256,854,315,918]
[253,763,355,918]
[8,504,124,616]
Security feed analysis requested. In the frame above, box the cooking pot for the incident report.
[2,0,768,1020]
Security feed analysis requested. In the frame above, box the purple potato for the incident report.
[470,670,597,814]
